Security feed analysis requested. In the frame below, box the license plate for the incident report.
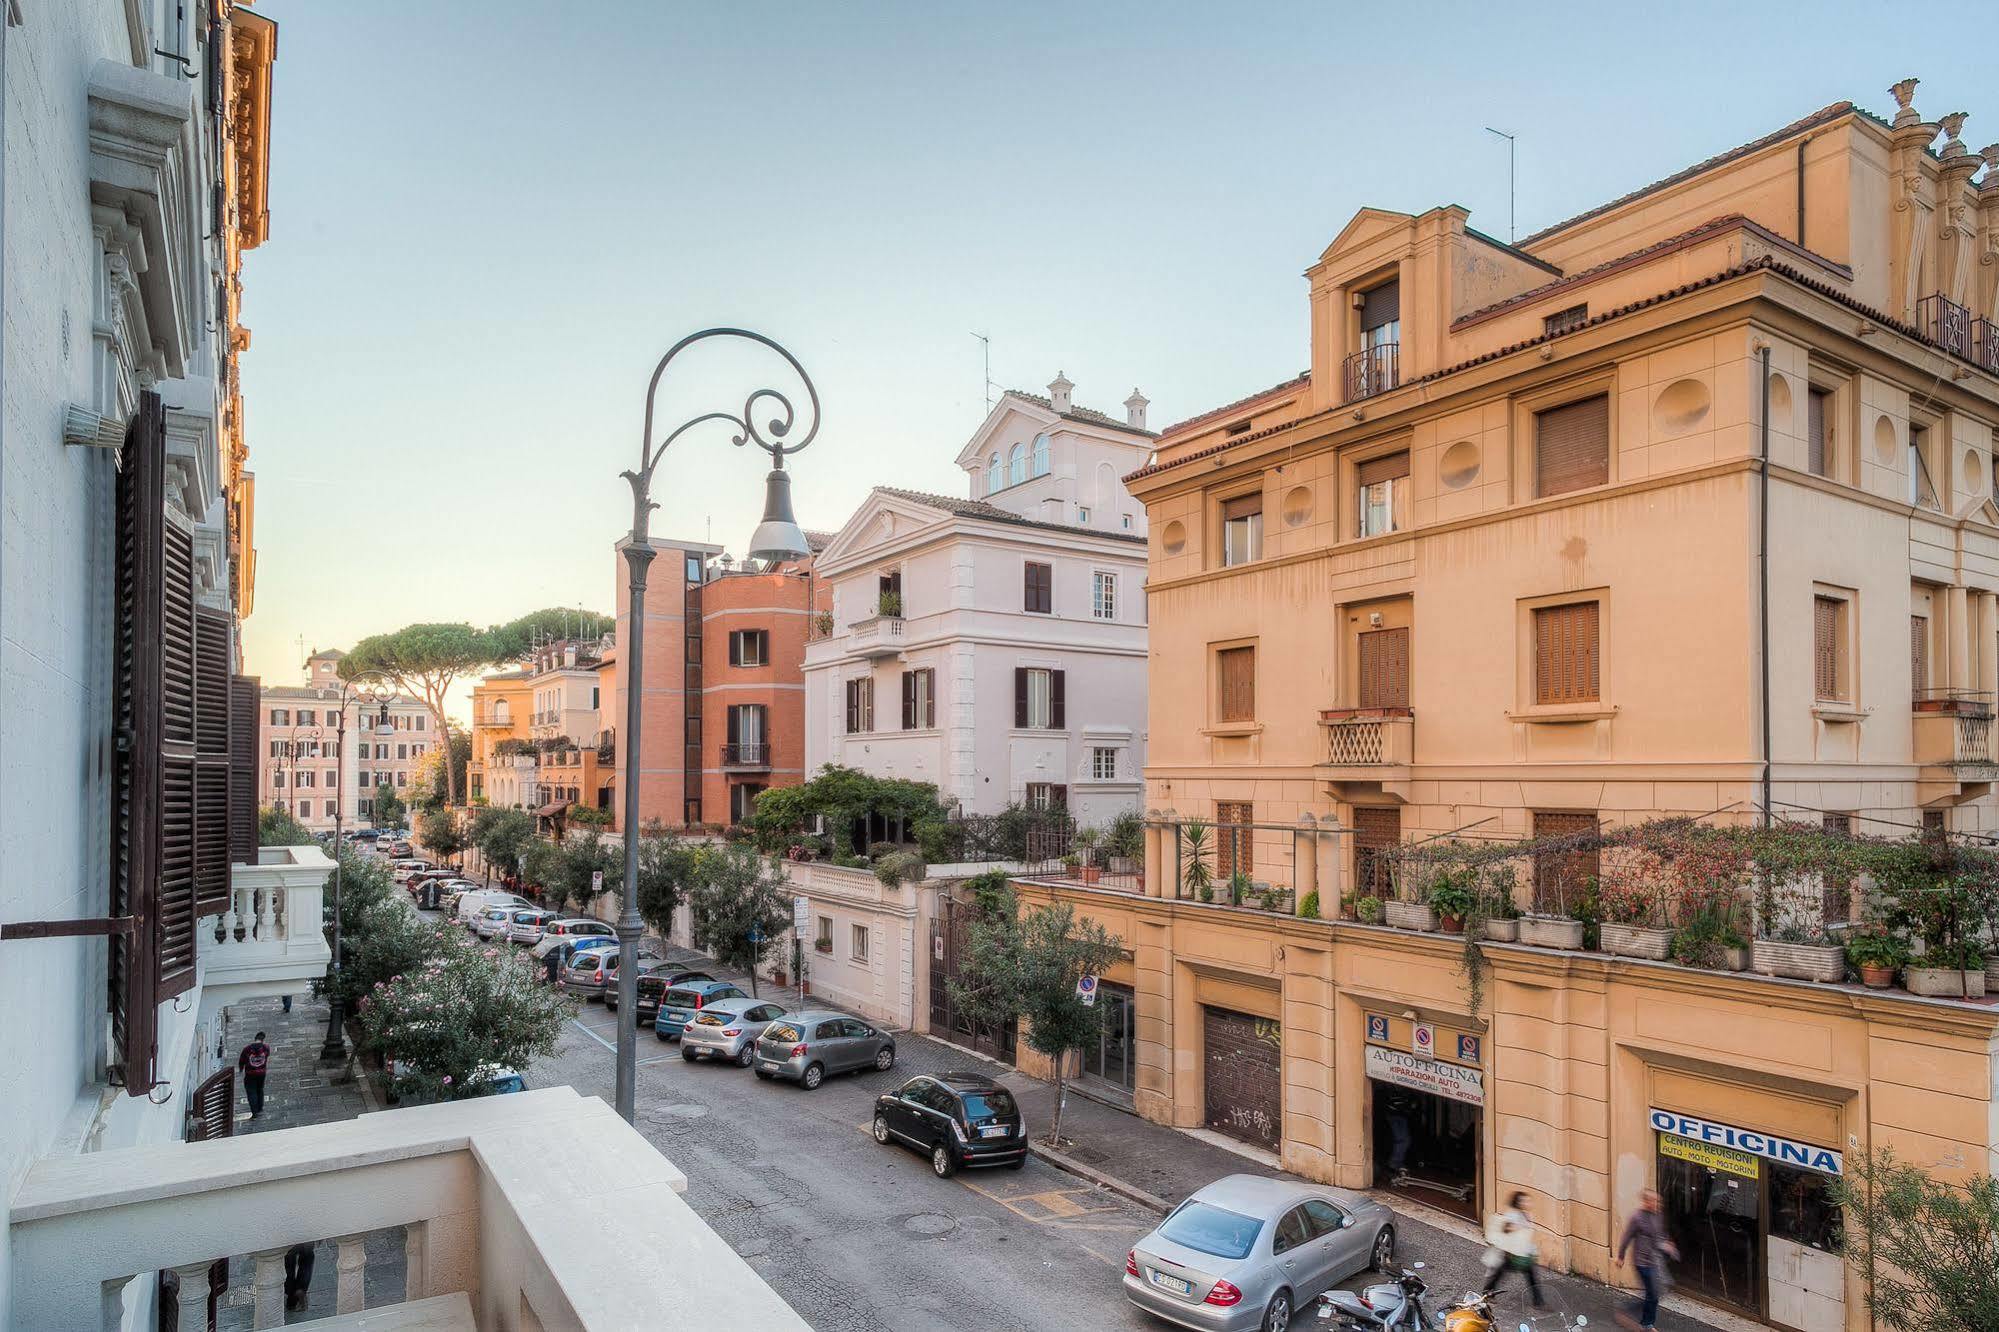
[979,1125,1008,1138]
[1151,1272,1192,1296]
[759,1061,779,1072]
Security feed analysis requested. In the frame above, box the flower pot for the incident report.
[1080,866,1102,885]
[1383,900,1437,932]
[1438,914,1465,934]
[1753,939,1845,983]
[1966,969,1988,998]
[1483,918,1519,942]
[1601,923,1675,961]
[1857,963,1896,989]
[1905,966,1976,998]
[1518,915,1585,950]
[1723,946,1750,973]
[1985,958,1999,992]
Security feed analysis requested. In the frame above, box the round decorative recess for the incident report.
[1161,520,1186,555]
[1439,440,1481,489]
[1652,377,1712,435]
[1964,447,1984,494]
[1282,486,1313,527]
[1873,414,1898,463]
[1766,372,1793,423]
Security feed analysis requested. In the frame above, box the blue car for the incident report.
[654,979,750,1042]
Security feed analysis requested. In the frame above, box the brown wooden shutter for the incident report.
[186,1066,236,1142]
[1024,562,1052,614]
[1535,395,1610,496]
[1014,667,1029,729]
[1531,810,1600,912]
[901,671,916,729]
[1911,614,1930,700]
[1356,452,1410,487]
[845,680,858,733]
[1534,602,1600,705]
[229,674,259,866]
[1357,628,1410,709]
[728,631,741,666]
[157,513,199,1003]
[1218,646,1256,721]
[1050,670,1066,729]
[1807,388,1829,477]
[194,609,233,918]
[1812,596,1841,701]
[1352,806,1400,900]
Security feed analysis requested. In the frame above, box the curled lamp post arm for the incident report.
[629,327,822,495]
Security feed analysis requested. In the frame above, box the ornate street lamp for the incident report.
[322,673,397,1063]
[613,329,818,1122]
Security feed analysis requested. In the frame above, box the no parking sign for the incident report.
[1411,1022,1435,1058]
[1076,974,1098,1007]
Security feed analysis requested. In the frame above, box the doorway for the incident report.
[1370,1081,1481,1220]
[1656,1134,1844,1329]
[1079,982,1136,1102]
[1658,1150,1762,1316]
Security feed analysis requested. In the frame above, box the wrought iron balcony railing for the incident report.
[1341,343,1399,403]
[720,742,771,768]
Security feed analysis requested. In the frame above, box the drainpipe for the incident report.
[1759,345,1773,826]
[1796,137,1809,249]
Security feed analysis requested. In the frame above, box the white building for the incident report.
[259,649,434,832]
[804,375,1152,826]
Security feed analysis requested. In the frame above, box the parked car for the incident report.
[752,1011,896,1089]
[390,859,433,883]
[650,980,749,1041]
[530,918,616,960]
[472,906,515,940]
[630,967,717,1020]
[560,940,663,1001]
[677,997,788,1065]
[456,889,531,926]
[507,909,558,946]
[872,1071,1028,1177]
[1122,1174,1395,1332]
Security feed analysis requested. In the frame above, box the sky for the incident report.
[236,0,1989,712]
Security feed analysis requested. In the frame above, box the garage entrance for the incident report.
[1202,1006,1281,1151]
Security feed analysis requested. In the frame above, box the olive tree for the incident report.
[1832,1147,1999,1331]
[688,844,790,996]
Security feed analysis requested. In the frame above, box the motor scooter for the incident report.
[1316,1262,1434,1329]
[1436,1290,1591,1332]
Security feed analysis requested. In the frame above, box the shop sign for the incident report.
[1366,1045,1485,1107]
[1648,1109,1843,1176]
[1659,1132,1759,1179]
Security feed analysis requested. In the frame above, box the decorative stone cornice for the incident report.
[87,60,196,381]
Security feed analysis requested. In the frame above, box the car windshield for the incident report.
[663,988,699,1007]
[1159,1202,1264,1261]
[961,1091,1017,1122]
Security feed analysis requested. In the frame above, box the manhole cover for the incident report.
[895,1211,957,1238]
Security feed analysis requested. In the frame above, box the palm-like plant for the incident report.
[1180,819,1214,900]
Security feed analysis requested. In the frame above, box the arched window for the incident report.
[1008,443,1027,487]
[1031,432,1050,478]
[986,452,1002,494]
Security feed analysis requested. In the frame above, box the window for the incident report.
[1533,601,1600,705]
[268,740,281,758]
[1092,571,1116,620]
[1217,645,1256,722]
[591,687,599,708]
[375,743,388,760]
[324,741,339,758]
[356,770,371,789]
[1808,386,1832,477]
[298,709,316,725]
[1031,433,1050,478]
[986,452,1001,494]
[1357,452,1408,538]
[1535,394,1610,496]
[1216,801,1253,880]
[844,677,875,733]
[297,770,315,789]
[729,629,770,667]
[1015,667,1064,729]
[358,799,373,819]
[1911,613,1930,701]
[1273,1207,1310,1255]
[1025,782,1067,810]
[396,772,407,787]
[1543,304,1588,337]
[1077,506,1091,524]
[1092,747,1117,780]
[815,916,833,953]
[1531,810,1600,912]
[1813,595,1849,702]
[685,553,704,582]
[1909,426,1940,509]
[1122,514,1133,529]
[270,708,289,726]
[851,923,870,963]
[297,799,312,819]
[272,770,285,788]
[1357,627,1410,709]
[1221,493,1262,565]
[323,769,337,788]
[730,781,764,824]
[727,703,766,754]
[1024,561,1053,614]
[1008,443,1027,487]
[397,743,408,761]
[901,668,935,729]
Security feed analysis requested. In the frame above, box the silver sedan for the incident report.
[677,997,789,1066]
[1123,1174,1394,1332]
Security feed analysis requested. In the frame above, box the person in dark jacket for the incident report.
[237,1032,271,1117]
[1614,1188,1678,1331]
[283,1243,315,1312]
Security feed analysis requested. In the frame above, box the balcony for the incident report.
[199,845,335,1004]
[472,708,513,729]
[719,742,771,770]
[1316,707,1414,797]
[1914,692,1998,795]
[7,1087,806,1330]
[846,614,907,658]
[1341,343,1399,403]
[1977,317,1999,375]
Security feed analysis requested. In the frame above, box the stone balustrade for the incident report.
[200,845,335,1005]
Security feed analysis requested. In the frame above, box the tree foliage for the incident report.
[372,782,406,830]
[419,808,465,864]
[744,764,950,857]
[947,891,1124,1144]
[342,623,492,805]
[634,821,706,939]
[551,830,620,911]
[470,806,537,879]
[259,804,311,847]
[688,844,791,994]
[409,730,473,816]
[1832,1147,1999,1332]
[485,608,614,662]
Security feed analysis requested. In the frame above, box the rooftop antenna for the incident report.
[1486,126,1516,242]
[972,331,995,412]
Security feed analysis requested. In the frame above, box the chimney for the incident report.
[1124,388,1149,431]
[1048,371,1073,415]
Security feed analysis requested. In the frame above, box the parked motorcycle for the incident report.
[1316,1262,1434,1329]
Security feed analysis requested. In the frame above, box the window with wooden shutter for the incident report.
[902,669,935,729]
[1534,394,1610,496]
[1807,387,1831,477]
[1014,667,1029,728]
[1357,628,1409,709]
[1024,562,1052,614]
[1352,806,1400,900]
[1533,601,1600,705]
[194,608,233,918]
[1356,452,1408,538]
[1911,613,1930,701]
[158,519,197,1008]
[1812,596,1844,701]
[1049,669,1065,729]
[1216,801,1253,881]
[1531,810,1599,913]
[1221,494,1263,566]
[1217,646,1256,722]
[229,674,259,866]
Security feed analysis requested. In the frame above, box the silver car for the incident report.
[678,997,789,1066]
[751,1010,896,1089]
[1123,1174,1394,1332]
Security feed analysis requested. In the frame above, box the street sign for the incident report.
[591,870,604,894]
[1076,974,1098,1006]
[793,895,811,930]
[749,923,764,945]
[1412,1022,1435,1057]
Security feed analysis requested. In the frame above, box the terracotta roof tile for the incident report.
[1157,371,1312,439]
[876,486,1147,544]
[1004,390,1159,439]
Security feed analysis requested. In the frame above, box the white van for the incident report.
[454,888,532,926]
[390,858,433,883]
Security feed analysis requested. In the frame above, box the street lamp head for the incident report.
[747,464,811,563]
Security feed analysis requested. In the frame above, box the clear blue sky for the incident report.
[237,0,1984,705]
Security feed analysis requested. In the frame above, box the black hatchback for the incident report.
[872,1071,1028,1177]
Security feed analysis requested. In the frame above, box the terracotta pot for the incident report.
[1858,963,1895,989]
[1438,914,1465,934]
[1080,866,1102,885]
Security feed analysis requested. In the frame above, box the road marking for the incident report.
[571,1018,615,1052]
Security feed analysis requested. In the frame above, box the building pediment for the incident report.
[814,490,957,569]
[1312,207,1419,272]
[953,399,1056,469]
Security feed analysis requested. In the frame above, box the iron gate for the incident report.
[927,888,1017,1063]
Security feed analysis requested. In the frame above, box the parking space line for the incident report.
[570,1018,615,1052]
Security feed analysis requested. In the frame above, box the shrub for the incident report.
[1355,895,1383,924]
[360,931,569,1103]
[1844,924,1911,972]
[1425,867,1477,920]
[1299,890,1322,920]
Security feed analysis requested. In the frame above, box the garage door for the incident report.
[1203,1006,1281,1150]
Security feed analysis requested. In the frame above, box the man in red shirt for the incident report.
[238,1031,272,1118]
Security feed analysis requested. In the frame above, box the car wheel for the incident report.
[1005,1156,1026,1170]
[872,1115,892,1145]
[681,1046,696,1062]
[801,1063,824,1090]
[1371,1225,1395,1271]
[874,1046,896,1072]
[654,1030,669,1043]
[735,1046,755,1068]
[754,1068,774,1080]
[930,1143,957,1178]
[1261,1289,1292,1332]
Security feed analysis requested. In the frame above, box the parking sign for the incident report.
[793,895,810,930]
[1412,1022,1435,1057]
[1076,974,1098,1006]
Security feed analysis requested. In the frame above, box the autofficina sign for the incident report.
[1647,1109,1843,1175]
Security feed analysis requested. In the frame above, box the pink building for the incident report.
[259,649,432,831]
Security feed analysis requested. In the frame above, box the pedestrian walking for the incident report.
[1480,1190,1546,1308]
[281,993,293,1014]
[238,1031,272,1118]
[1613,1188,1678,1331]
[283,1242,315,1313]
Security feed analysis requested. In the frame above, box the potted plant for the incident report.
[1843,925,1909,989]
[1383,893,1437,931]
[1355,895,1383,925]
[1427,870,1476,934]
[1061,852,1082,878]
[1227,870,1253,908]
[1752,864,1847,982]
[1882,854,1987,997]
[1478,869,1522,941]
[877,591,903,618]
[1073,827,1103,885]
[1179,819,1214,902]
[1598,870,1675,960]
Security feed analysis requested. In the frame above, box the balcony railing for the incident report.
[1976,317,1999,374]
[846,614,907,657]
[1318,707,1415,771]
[1913,691,1997,778]
[8,1087,806,1330]
[1342,342,1399,403]
[1917,292,1976,362]
[720,742,771,769]
[200,845,334,1000]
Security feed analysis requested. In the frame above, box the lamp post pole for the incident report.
[322,676,393,1064]
[613,328,819,1124]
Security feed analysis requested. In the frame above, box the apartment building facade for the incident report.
[700,550,828,825]
[467,666,532,808]
[1031,86,1999,1332]
[612,536,724,828]
[804,378,1152,825]
[258,649,432,830]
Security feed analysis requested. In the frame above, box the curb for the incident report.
[1028,1140,1171,1215]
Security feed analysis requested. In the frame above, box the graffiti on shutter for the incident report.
[1203,1006,1281,1150]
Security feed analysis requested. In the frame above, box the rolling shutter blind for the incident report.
[1221,494,1262,521]
[1807,388,1829,477]
[1812,597,1841,701]
[1356,452,1410,487]
[1360,281,1399,331]
[1911,615,1929,700]
[1534,602,1600,705]
[1357,628,1410,709]
[229,674,260,866]
[194,609,233,917]
[111,393,167,1096]
[1535,395,1610,496]
[1218,647,1256,721]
